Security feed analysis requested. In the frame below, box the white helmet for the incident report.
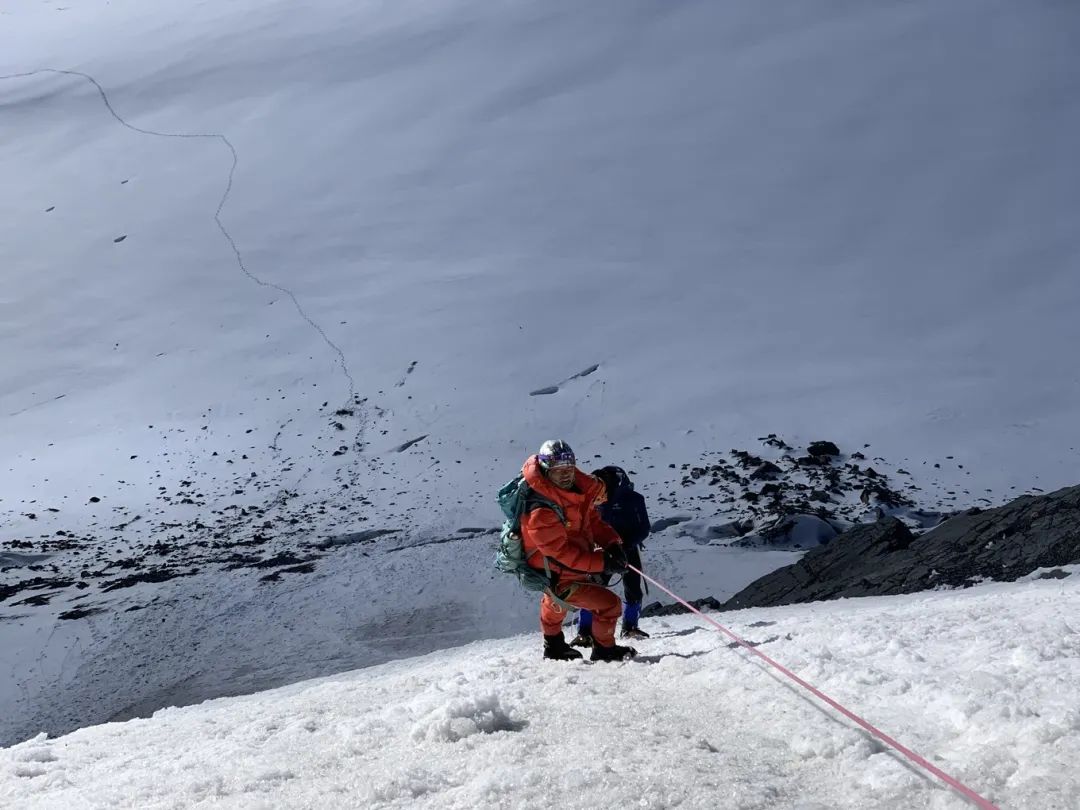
[537,439,575,469]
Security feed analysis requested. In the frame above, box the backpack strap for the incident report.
[517,484,577,609]
[519,483,565,525]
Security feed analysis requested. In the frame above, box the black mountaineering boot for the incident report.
[543,633,583,661]
[590,642,637,662]
[569,631,594,648]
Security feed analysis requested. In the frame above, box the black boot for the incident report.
[543,633,583,661]
[569,631,594,648]
[590,642,637,662]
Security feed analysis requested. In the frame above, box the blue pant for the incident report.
[579,599,640,631]
[580,544,643,631]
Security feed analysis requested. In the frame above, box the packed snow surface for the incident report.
[2,574,1078,809]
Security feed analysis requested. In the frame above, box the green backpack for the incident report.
[494,475,565,594]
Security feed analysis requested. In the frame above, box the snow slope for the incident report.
[3,574,1078,810]
[3,0,1078,542]
[0,516,795,749]
[3,0,1079,748]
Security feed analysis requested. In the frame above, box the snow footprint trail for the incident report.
[0,67,367,458]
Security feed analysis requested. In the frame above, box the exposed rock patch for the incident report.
[642,596,723,617]
[724,484,1080,609]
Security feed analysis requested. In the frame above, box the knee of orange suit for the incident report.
[594,591,622,621]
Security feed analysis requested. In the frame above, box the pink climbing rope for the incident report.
[628,565,1000,810]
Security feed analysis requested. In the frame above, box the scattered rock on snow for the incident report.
[806,441,840,457]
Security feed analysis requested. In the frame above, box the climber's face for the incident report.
[547,465,576,490]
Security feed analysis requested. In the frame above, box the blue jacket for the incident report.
[596,467,650,548]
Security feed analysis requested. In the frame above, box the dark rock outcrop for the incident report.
[750,462,783,480]
[724,484,1080,610]
[642,596,723,617]
[806,441,840,457]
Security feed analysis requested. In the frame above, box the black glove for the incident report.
[603,545,628,575]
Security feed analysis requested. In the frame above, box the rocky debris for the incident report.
[104,557,140,571]
[666,438,921,547]
[750,462,782,480]
[220,553,263,569]
[731,450,764,469]
[758,434,791,450]
[223,533,272,548]
[0,551,52,568]
[101,568,199,592]
[259,562,316,582]
[13,593,53,607]
[724,484,1080,609]
[806,441,840,457]
[393,435,427,452]
[58,606,107,621]
[248,552,313,569]
[0,427,996,619]
[1,378,390,620]
[642,596,722,617]
[0,577,75,605]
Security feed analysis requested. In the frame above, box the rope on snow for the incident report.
[629,564,1001,810]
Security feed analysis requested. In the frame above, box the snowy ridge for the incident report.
[2,576,1078,809]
